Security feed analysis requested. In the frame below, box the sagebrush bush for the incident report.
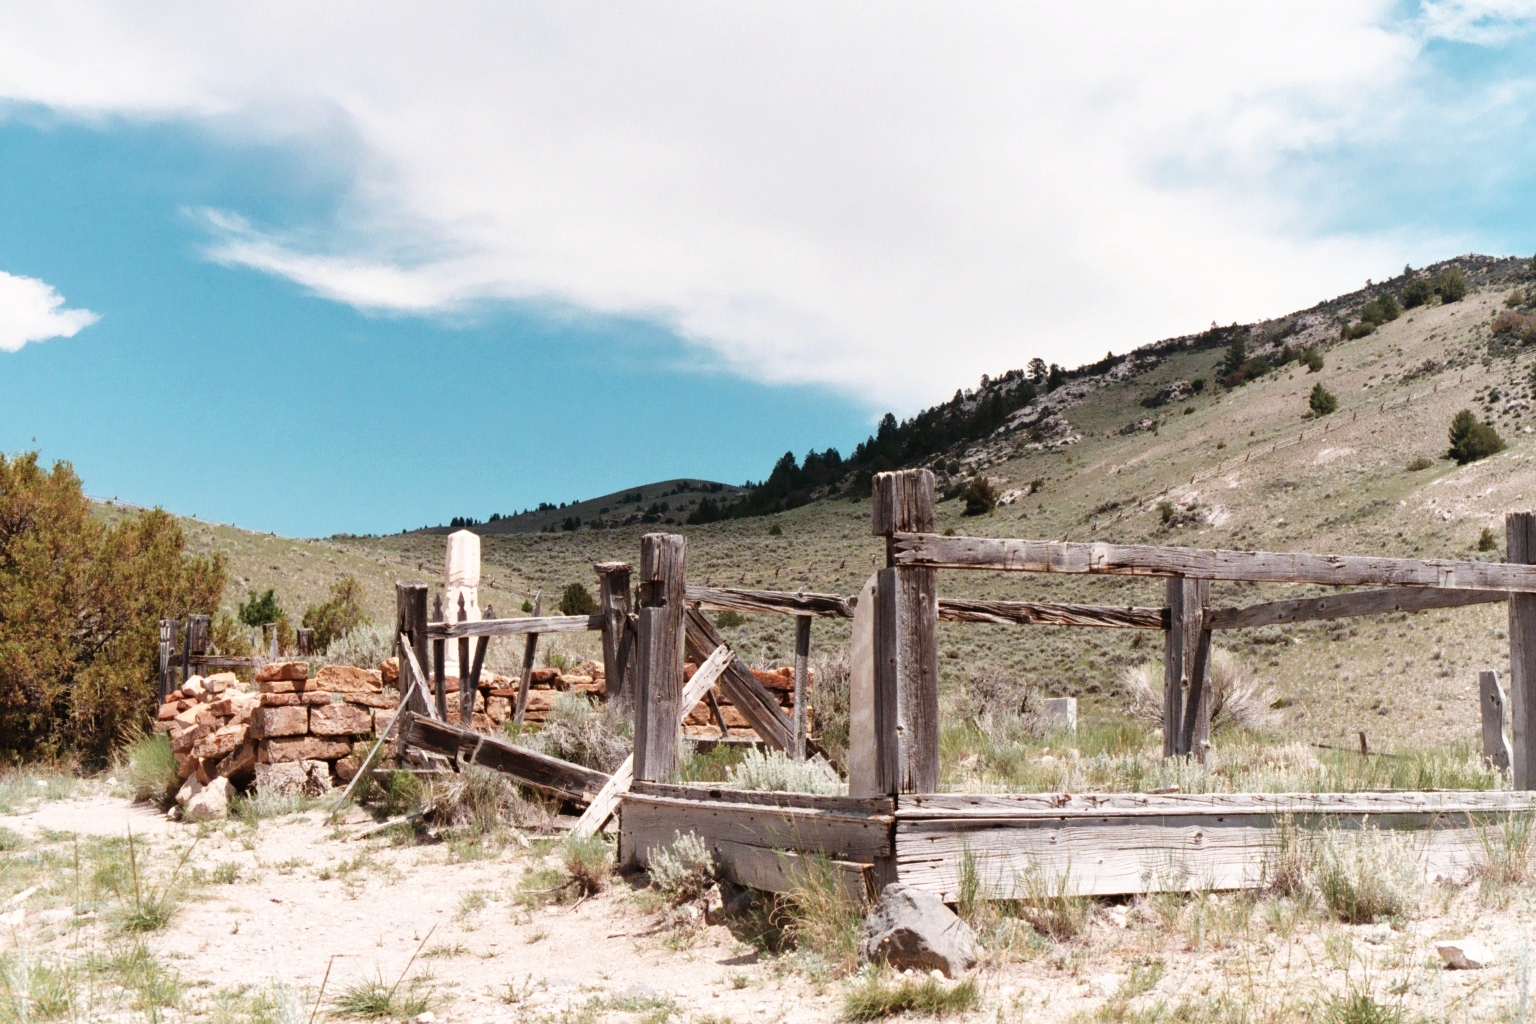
[1312,828,1419,923]
[647,831,716,903]
[521,692,631,773]
[1123,649,1278,734]
[809,650,851,769]
[1300,347,1324,372]
[1406,456,1434,471]
[314,621,393,669]
[301,576,366,652]
[424,764,551,836]
[1401,277,1434,308]
[560,834,613,896]
[962,476,998,516]
[724,749,844,794]
[1447,409,1505,464]
[1434,267,1469,303]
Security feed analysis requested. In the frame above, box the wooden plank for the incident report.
[620,792,895,864]
[634,534,687,783]
[873,470,939,795]
[895,790,1536,818]
[429,614,602,639]
[687,586,855,619]
[401,713,609,804]
[940,598,1167,629]
[395,583,431,717]
[712,840,874,903]
[847,574,881,798]
[1208,587,1506,630]
[684,607,795,751]
[571,644,736,838]
[891,532,1536,593]
[457,597,472,728]
[1511,512,1536,790]
[1166,578,1211,761]
[514,592,542,726]
[433,636,447,721]
[597,563,635,709]
[1481,670,1513,772]
[631,780,893,815]
[188,655,260,670]
[793,615,811,762]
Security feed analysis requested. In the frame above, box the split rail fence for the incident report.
[388,468,1536,900]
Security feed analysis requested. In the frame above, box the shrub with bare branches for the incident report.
[1121,649,1278,733]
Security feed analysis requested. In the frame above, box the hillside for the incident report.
[149,253,1536,753]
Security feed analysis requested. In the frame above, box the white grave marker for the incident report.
[443,529,482,677]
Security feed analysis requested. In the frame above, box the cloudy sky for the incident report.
[1,2,1534,535]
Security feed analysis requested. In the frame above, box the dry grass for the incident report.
[772,855,868,978]
[840,971,979,1021]
[1123,649,1280,734]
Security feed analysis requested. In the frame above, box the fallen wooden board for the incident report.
[712,840,874,903]
[428,614,603,640]
[400,714,609,805]
[891,532,1536,593]
[684,609,795,750]
[1207,586,1507,630]
[619,790,894,866]
[894,790,1536,898]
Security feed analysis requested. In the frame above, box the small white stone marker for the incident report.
[1042,696,1078,734]
[1437,938,1494,970]
[443,529,482,677]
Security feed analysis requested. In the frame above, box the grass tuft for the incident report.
[841,971,979,1021]
[121,734,181,809]
[773,855,867,977]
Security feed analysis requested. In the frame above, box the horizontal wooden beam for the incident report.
[892,532,1536,593]
[713,840,874,903]
[399,713,608,804]
[427,614,603,640]
[630,780,894,815]
[687,585,855,618]
[939,597,1167,630]
[619,790,894,866]
[188,655,259,669]
[1207,586,1507,631]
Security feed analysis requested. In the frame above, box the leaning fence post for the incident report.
[634,533,686,783]
[596,562,636,711]
[871,469,939,794]
[1507,512,1536,789]
[1164,577,1212,761]
[395,582,431,716]
[1481,670,1513,771]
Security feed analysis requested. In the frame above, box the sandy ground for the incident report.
[6,785,1536,1023]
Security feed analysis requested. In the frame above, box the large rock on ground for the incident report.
[255,759,333,796]
[313,665,383,693]
[250,705,308,739]
[257,736,351,763]
[859,883,979,978]
[309,702,373,736]
[183,777,232,821]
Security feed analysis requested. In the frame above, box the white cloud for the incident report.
[0,3,1516,406]
[0,270,98,352]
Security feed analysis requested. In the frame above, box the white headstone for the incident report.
[847,573,880,797]
[443,530,482,677]
[1042,697,1078,734]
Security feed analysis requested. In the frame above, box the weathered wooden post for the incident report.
[431,593,448,721]
[633,534,686,783]
[456,593,472,727]
[514,592,542,725]
[793,615,811,762]
[1481,670,1513,771]
[1507,512,1536,789]
[187,614,210,677]
[1164,578,1212,761]
[296,628,316,656]
[158,619,176,702]
[596,562,635,710]
[394,582,431,716]
[871,469,940,794]
[466,605,491,728]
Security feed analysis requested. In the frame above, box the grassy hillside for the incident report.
[129,255,1536,753]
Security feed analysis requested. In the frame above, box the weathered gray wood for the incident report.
[395,583,431,716]
[572,644,735,838]
[1209,586,1506,630]
[1510,512,1536,790]
[429,614,602,639]
[432,636,447,721]
[187,655,260,671]
[705,688,730,737]
[892,532,1536,592]
[1481,670,1513,771]
[464,604,491,729]
[295,627,315,656]
[1165,577,1211,761]
[793,615,811,762]
[512,592,543,726]
[683,608,796,751]
[619,791,895,867]
[873,471,939,795]
[687,586,856,619]
[940,597,1167,629]
[401,713,609,804]
[711,840,874,903]
[330,635,439,822]
[457,595,472,728]
[631,780,893,815]
[873,569,902,794]
[634,534,687,783]
[847,574,881,798]
[894,790,1536,898]
[597,563,635,709]
[158,619,175,702]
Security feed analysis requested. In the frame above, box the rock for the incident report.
[175,775,203,807]
[250,705,309,739]
[215,740,257,782]
[371,708,398,734]
[314,665,382,694]
[192,724,248,761]
[310,702,373,736]
[860,883,979,978]
[257,660,310,684]
[181,675,207,699]
[203,672,238,694]
[262,690,331,706]
[334,756,361,783]
[254,759,333,796]
[156,702,181,721]
[257,736,351,764]
[171,722,213,756]
[343,692,399,709]
[1042,697,1077,734]
[706,878,757,925]
[486,696,511,723]
[529,667,560,686]
[183,777,232,821]
[1437,939,1494,970]
[380,657,400,686]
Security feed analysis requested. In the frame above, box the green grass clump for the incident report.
[0,827,24,852]
[331,976,432,1019]
[773,855,867,977]
[840,971,979,1021]
[122,734,181,809]
[560,834,614,896]
[1317,988,1414,1024]
[1312,829,1418,924]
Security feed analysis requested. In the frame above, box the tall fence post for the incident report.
[634,534,686,783]
[394,582,431,716]
[871,469,939,794]
[596,562,636,711]
[793,615,811,762]
[186,615,210,678]
[1164,577,1211,760]
[158,619,175,702]
[1507,512,1536,789]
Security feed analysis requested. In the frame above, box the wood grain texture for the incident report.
[630,780,893,815]
[684,608,795,750]
[685,585,1165,629]
[1481,670,1513,772]
[711,840,874,902]
[793,616,811,762]
[402,713,608,803]
[597,563,635,709]
[686,586,855,619]
[619,792,895,866]
[892,532,1536,592]
[872,469,936,538]
[514,593,543,726]
[432,637,447,722]
[895,791,1536,817]
[428,614,602,639]
[1208,587,1506,630]
[634,607,681,783]
[395,583,431,717]
[1510,512,1536,790]
[847,574,881,798]
[1166,578,1211,761]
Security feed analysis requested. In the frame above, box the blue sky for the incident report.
[0,3,1534,537]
